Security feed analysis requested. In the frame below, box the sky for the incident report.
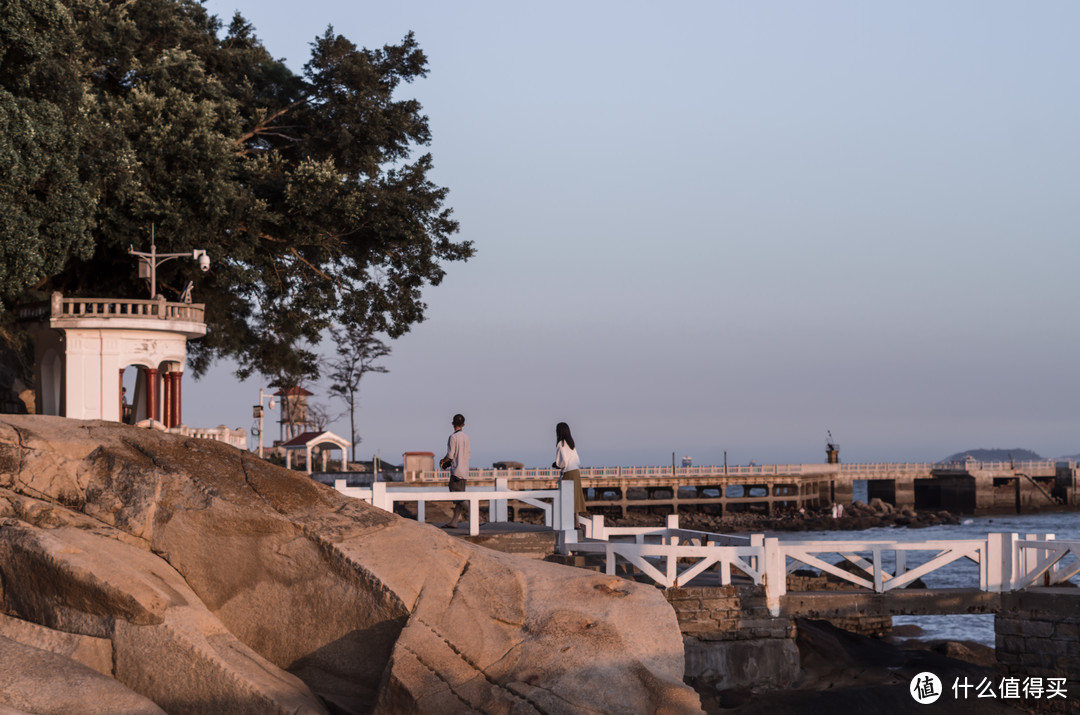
[186,0,1080,469]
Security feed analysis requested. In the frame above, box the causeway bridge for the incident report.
[398,459,1080,517]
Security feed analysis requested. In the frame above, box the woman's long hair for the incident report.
[556,422,575,450]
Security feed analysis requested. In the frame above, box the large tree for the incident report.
[2,0,471,383]
[0,0,98,301]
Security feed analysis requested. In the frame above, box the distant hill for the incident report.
[939,448,1043,463]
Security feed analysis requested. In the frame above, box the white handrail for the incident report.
[334,478,1073,609]
[336,478,579,548]
[564,529,1064,614]
[1013,537,1080,589]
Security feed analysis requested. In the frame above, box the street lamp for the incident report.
[128,225,210,299]
[253,389,276,459]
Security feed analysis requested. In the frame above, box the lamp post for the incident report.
[253,389,276,459]
[128,225,209,299]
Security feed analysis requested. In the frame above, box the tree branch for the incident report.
[289,247,334,282]
[233,100,307,150]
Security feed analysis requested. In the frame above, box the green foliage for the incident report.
[0,0,97,303]
[2,0,471,382]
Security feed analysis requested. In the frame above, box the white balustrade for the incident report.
[1013,536,1080,589]
[333,479,1074,611]
[19,295,206,323]
[562,525,1067,614]
[335,477,573,544]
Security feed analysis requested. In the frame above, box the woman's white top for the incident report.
[555,440,581,474]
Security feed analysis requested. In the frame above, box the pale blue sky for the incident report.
[187,0,1080,468]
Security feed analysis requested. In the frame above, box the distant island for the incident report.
[939,448,1042,463]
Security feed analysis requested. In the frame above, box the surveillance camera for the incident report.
[198,254,210,272]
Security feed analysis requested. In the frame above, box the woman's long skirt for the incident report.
[561,469,587,515]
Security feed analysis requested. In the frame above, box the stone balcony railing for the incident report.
[18,292,205,324]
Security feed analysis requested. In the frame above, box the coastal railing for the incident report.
[767,536,993,595]
[1012,537,1080,589]
[411,465,837,482]
[335,478,579,541]
[572,514,763,588]
[563,523,1070,613]
[166,424,247,450]
[931,460,1061,473]
[334,481,1077,611]
[17,292,205,323]
[407,459,1069,484]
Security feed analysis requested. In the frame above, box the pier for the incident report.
[395,459,1080,516]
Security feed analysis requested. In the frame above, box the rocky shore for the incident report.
[0,416,703,714]
[610,498,962,533]
[707,619,1029,714]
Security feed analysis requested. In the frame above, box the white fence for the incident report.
[335,477,581,543]
[572,514,764,590]
[333,481,1080,616]
[1013,536,1080,589]
[565,519,1080,614]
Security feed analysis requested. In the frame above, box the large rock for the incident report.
[0,416,701,713]
[0,520,327,714]
[0,611,113,676]
[0,634,165,714]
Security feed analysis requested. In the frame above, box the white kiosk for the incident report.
[21,291,206,426]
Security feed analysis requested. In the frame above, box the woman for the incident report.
[553,422,587,516]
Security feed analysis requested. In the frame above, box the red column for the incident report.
[162,372,171,427]
[165,372,175,427]
[174,372,182,427]
[168,372,178,427]
[146,368,158,423]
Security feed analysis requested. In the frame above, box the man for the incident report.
[440,413,470,528]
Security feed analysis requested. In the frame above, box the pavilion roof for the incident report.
[280,430,350,448]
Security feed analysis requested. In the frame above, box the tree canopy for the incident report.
[1,0,471,382]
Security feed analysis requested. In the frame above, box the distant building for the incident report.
[280,430,350,474]
[681,456,693,468]
[403,452,435,481]
[274,386,313,442]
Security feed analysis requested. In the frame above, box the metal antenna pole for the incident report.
[150,225,157,298]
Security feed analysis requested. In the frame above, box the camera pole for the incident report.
[128,224,210,299]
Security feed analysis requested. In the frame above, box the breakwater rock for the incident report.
[0,415,702,714]
[663,500,961,533]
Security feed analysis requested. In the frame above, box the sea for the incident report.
[766,510,1080,647]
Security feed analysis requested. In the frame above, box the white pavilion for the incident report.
[21,291,205,428]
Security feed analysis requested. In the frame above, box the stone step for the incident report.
[459,527,559,559]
